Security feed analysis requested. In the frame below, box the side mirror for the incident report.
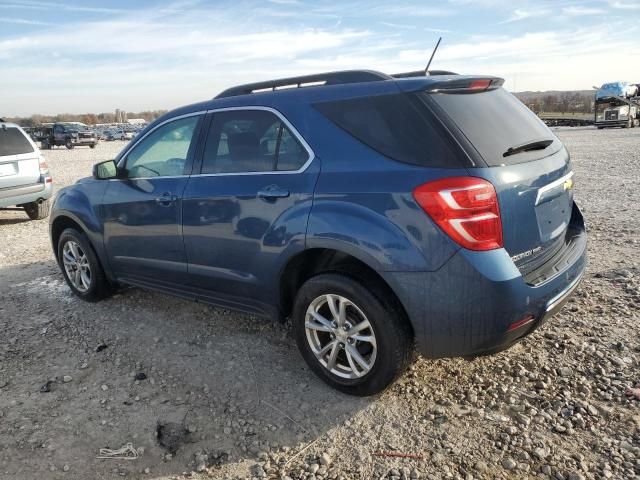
[93,159,119,180]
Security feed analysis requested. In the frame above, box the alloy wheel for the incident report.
[304,294,377,379]
[62,240,92,292]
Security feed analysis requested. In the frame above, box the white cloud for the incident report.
[608,1,640,9]
[562,6,606,16]
[0,0,123,13]
[0,17,53,25]
[368,5,455,17]
[1,1,640,115]
[500,8,549,23]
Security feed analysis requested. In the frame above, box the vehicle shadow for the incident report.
[0,215,31,226]
[0,260,373,479]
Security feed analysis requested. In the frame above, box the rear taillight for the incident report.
[39,156,49,175]
[413,176,503,251]
[39,155,51,183]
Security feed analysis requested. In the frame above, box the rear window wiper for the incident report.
[503,138,553,157]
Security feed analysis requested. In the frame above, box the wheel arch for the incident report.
[50,214,85,260]
[278,247,414,337]
[50,211,115,282]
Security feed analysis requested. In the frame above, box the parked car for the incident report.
[103,128,132,141]
[1,121,53,219]
[41,122,97,149]
[102,130,117,141]
[49,70,587,395]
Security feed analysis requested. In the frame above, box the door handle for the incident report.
[257,185,290,202]
[155,192,178,206]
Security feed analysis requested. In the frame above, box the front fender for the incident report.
[50,181,113,280]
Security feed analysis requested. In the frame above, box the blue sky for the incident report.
[1,0,639,116]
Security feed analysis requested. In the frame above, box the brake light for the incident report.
[468,79,492,91]
[413,177,503,251]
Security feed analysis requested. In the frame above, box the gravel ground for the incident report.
[0,129,639,480]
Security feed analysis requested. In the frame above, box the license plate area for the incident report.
[536,194,571,242]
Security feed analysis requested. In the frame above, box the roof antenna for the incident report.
[424,37,442,76]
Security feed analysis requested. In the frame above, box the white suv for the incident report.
[0,121,53,220]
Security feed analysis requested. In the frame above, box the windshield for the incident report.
[428,87,561,166]
[61,123,88,132]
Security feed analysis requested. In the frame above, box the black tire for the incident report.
[292,273,412,396]
[24,199,50,220]
[65,140,74,149]
[90,143,96,149]
[57,228,113,302]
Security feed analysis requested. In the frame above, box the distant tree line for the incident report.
[514,91,594,115]
[5,110,168,127]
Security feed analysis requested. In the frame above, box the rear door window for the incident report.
[314,93,463,168]
[202,109,309,174]
[428,88,561,166]
[0,127,34,156]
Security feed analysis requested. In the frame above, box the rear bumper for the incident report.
[385,202,587,358]
[0,179,53,208]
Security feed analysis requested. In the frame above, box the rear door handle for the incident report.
[155,192,178,206]
[257,185,290,201]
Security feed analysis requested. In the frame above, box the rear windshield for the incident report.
[0,127,34,156]
[428,88,559,166]
[314,93,464,168]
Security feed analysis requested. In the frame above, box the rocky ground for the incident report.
[0,128,638,480]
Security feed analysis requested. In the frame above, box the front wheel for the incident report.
[90,143,96,149]
[65,140,74,149]
[292,273,412,396]
[57,228,113,302]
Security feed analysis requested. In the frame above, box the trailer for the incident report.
[541,117,594,127]
[594,83,640,129]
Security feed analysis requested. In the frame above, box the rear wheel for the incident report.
[57,228,113,302]
[24,199,50,220]
[292,273,412,396]
[90,143,96,149]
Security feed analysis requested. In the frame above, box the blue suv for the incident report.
[50,70,587,395]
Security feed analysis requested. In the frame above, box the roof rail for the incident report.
[392,69,459,78]
[215,70,392,99]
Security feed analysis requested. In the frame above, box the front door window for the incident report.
[125,116,200,178]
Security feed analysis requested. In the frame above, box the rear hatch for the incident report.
[0,126,41,189]
[426,86,575,276]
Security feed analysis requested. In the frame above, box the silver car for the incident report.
[0,121,53,220]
